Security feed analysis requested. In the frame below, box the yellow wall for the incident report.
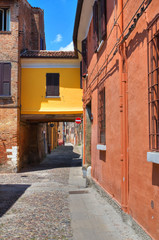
[21,59,83,115]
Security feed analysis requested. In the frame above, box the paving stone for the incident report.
[0,144,146,240]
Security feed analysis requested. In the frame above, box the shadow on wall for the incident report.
[126,10,159,59]
[105,59,119,79]
[0,184,30,217]
[126,29,147,59]
[92,59,119,92]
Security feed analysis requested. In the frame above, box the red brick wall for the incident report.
[0,0,45,172]
[19,0,46,51]
[31,8,46,50]
[0,108,19,172]
[83,0,159,239]
[18,1,46,170]
[0,0,20,172]
[19,122,47,169]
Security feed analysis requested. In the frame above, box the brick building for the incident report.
[74,0,159,239]
[0,0,46,172]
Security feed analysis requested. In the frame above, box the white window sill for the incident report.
[45,96,60,99]
[97,144,106,151]
[147,152,159,164]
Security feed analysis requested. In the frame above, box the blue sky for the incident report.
[27,0,78,51]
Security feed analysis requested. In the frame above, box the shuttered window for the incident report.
[0,62,11,96]
[46,73,59,97]
[93,0,107,52]
[101,0,106,39]
[82,37,87,76]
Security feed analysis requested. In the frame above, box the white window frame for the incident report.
[0,8,10,31]
[6,9,10,31]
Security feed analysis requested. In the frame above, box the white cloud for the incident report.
[51,34,63,44]
[59,41,74,51]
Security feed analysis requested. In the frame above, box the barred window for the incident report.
[98,88,105,144]
[148,17,159,151]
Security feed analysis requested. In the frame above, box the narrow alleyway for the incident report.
[0,144,145,240]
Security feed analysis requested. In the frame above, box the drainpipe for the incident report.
[118,0,129,213]
[83,104,86,166]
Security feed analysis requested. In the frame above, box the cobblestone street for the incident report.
[0,145,147,240]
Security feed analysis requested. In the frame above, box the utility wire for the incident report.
[106,0,130,44]
[88,0,130,82]
[87,0,152,89]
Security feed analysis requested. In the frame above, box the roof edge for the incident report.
[73,0,84,56]
[20,50,78,59]
[23,0,44,13]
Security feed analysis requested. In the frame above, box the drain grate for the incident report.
[21,175,28,178]
[69,190,89,195]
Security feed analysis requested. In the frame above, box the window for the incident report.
[81,38,87,76]
[93,0,107,52]
[148,20,159,151]
[80,61,83,89]
[0,63,11,96]
[0,8,10,31]
[98,88,105,144]
[46,73,59,97]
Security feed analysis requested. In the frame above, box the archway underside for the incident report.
[21,113,83,123]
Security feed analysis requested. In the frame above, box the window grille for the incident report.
[98,88,105,144]
[148,16,159,151]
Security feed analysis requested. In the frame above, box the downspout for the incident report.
[82,78,86,166]
[118,0,129,213]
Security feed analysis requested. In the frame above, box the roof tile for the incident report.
[20,50,77,59]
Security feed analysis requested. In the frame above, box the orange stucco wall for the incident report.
[83,0,159,239]
[126,1,159,237]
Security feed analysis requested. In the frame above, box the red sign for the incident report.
[75,117,82,124]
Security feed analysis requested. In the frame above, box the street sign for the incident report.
[75,117,82,124]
